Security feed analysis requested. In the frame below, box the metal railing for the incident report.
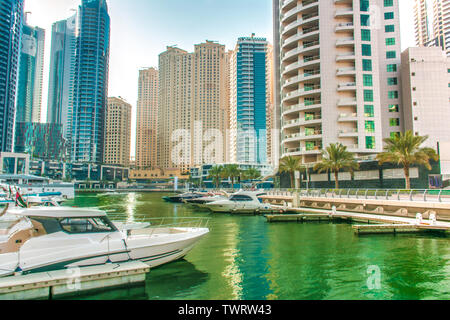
[264,188,450,203]
[107,216,211,230]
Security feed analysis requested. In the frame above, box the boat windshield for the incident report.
[59,217,116,234]
[229,195,254,202]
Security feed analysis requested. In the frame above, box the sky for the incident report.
[24,0,416,158]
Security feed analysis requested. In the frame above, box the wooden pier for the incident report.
[265,206,450,236]
[0,261,150,300]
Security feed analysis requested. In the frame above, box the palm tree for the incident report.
[376,131,439,189]
[221,164,241,191]
[279,156,305,189]
[207,165,223,189]
[314,143,359,189]
[243,168,262,181]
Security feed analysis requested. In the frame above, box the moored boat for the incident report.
[0,207,209,277]
[203,191,274,214]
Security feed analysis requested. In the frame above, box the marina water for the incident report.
[63,192,450,300]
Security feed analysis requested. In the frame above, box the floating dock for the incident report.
[0,261,150,300]
[266,206,450,236]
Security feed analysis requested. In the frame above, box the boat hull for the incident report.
[0,228,209,278]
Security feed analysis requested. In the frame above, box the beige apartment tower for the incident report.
[414,0,450,57]
[414,0,431,47]
[104,97,132,167]
[136,67,159,169]
[274,0,402,164]
[158,41,229,171]
[401,47,450,150]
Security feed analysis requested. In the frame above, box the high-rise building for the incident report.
[15,23,45,124]
[136,67,158,169]
[14,122,66,161]
[103,97,132,167]
[71,0,110,163]
[431,0,450,56]
[0,0,24,152]
[158,41,229,171]
[47,13,77,143]
[229,36,271,165]
[401,47,450,150]
[414,0,431,47]
[274,0,402,164]
[414,0,450,57]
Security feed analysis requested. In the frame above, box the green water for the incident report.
[64,192,450,300]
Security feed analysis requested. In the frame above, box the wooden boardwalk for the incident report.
[266,206,450,235]
[0,261,150,300]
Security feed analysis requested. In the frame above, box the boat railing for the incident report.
[107,215,211,230]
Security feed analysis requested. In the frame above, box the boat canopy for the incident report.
[10,207,107,218]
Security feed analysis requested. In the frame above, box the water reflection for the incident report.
[67,192,450,300]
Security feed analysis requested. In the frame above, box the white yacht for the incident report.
[203,191,274,214]
[0,207,209,278]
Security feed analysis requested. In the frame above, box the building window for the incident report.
[364,105,374,117]
[363,74,373,86]
[364,90,374,102]
[384,12,394,20]
[386,38,396,45]
[365,121,375,133]
[366,136,376,149]
[362,44,372,56]
[389,104,399,112]
[362,59,372,71]
[361,14,370,26]
[390,132,400,139]
[386,51,396,59]
[384,0,394,7]
[385,25,395,32]
[389,118,400,126]
[388,91,399,99]
[360,0,370,11]
[361,29,371,41]
[387,77,398,85]
[387,64,397,72]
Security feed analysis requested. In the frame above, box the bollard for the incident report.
[416,213,423,225]
[429,213,437,226]
[330,205,337,217]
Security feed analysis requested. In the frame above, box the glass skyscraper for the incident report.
[71,0,110,163]
[15,23,45,124]
[230,36,270,164]
[47,13,77,144]
[0,0,24,152]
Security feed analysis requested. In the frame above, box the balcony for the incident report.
[337,98,357,107]
[283,130,323,143]
[337,82,357,91]
[282,101,321,116]
[282,12,319,35]
[282,0,319,23]
[338,113,358,122]
[283,144,323,156]
[338,129,359,137]
[336,37,355,47]
[336,52,355,61]
[335,9,354,18]
[336,67,356,76]
[282,55,321,75]
[282,84,321,102]
[282,40,320,61]
[283,70,320,88]
[282,26,320,47]
[335,22,354,32]
[283,115,322,128]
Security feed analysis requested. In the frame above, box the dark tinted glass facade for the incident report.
[0,0,24,152]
